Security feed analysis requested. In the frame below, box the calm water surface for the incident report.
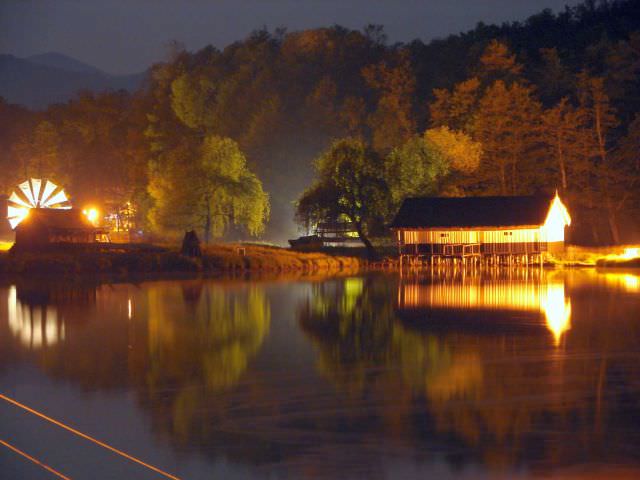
[1,269,640,479]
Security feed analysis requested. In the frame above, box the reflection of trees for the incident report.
[299,276,397,394]
[1,280,271,455]
[142,282,271,445]
[300,275,479,398]
[3,272,640,474]
[147,282,269,391]
[300,270,640,472]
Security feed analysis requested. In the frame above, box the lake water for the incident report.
[1,269,640,479]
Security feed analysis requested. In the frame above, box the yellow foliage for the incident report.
[425,126,482,174]
[479,39,523,78]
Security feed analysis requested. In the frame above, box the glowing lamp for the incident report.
[83,207,100,225]
[621,247,640,260]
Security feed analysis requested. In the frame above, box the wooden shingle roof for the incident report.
[390,195,555,229]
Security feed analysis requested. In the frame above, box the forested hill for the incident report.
[1,0,638,244]
[409,0,640,122]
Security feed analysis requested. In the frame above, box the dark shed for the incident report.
[14,208,99,249]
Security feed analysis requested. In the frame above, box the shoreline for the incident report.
[0,243,362,277]
[0,243,637,279]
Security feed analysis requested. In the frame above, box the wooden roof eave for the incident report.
[46,226,101,233]
[391,224,543,231]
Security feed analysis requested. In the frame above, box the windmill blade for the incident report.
[19,180,37,207]
[39,180,58,207]
[8,205,29,219]
[42,189,68,208]
[8,178,71,229]
[30,179,43,206]
[8,192,32,209]
[7,205,29,229]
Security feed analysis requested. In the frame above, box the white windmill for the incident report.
[7,178,71,229]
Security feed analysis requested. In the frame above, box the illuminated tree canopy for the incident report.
[295,138,387,255]
[0,1,639,242]
[148,135,269,242]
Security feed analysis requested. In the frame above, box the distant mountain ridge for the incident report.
[0,52,146,109]
[26,52,105,75]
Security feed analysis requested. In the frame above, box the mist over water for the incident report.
[1,269,639,478]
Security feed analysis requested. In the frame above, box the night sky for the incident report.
[1,0,581,75]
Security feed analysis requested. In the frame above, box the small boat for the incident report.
[288,234,323,251]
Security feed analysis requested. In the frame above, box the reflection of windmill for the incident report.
[7,178,71,229]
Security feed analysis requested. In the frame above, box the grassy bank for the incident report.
[0,243,361,275]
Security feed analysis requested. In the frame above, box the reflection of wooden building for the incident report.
[14,208,101,249]
[397,278,571,344]
[391,193,571,266]
[8,281,98,349]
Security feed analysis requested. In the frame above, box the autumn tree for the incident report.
[613,113,640,219]
[425,126,482,175]
[13,120,67,183]
[385,127,482,210]
[577,74,624,243]
[472,80,542,194]
[541,97,591,192]
[53,91,152,217]
[475,39,523,86]
[148,136,269,242]
[362,52,417,154]
[534,48,574,105]
[430,78,481,131]
[429,41,543,196]
[0,99,32,193]
[296,138,387,256]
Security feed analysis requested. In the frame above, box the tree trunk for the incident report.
[354,221,377,260]
[557,136,567,190]
[500,163,507,195]
[591,223,601,245]
[606,197,621,244]
[204,198,211,244]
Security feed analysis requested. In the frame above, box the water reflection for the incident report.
[596,271,640,293]
[6,281,97,349]
[398,272,572,345]
[147,282,270,390]
[1,271,640,478]
[2,280,271,416]
[300,270,640,473]
[8,286,64,348]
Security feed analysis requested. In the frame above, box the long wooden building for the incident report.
[390,193,571,266]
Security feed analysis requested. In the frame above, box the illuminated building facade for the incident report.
[391,193,571,265]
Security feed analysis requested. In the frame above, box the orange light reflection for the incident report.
[399,278,571,346]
